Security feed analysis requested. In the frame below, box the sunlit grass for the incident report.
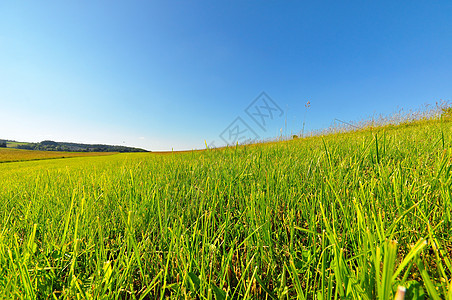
[0,118,451,298]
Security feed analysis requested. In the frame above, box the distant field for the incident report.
[0,147,116,163]
[6,141,29,148]
[0,118,451,298]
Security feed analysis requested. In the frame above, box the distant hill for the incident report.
[0,139,148,153]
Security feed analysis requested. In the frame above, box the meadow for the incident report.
[0,118,451,299]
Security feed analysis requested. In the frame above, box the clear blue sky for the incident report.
[1,1,451,150]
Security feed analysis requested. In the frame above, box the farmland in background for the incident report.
[0,148,117,163]
[6,141,30,148]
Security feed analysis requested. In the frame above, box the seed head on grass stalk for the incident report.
[301,100,311,138]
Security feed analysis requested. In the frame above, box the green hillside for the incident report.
[0,117,451,298]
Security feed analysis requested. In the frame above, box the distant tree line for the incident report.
[15,140,148,153]
[0,140,6,148]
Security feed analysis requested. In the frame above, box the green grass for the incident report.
[0,118,452,299]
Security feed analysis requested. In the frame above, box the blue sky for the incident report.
[1,1,451,150]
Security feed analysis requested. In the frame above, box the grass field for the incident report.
[0,148,117,163]
[0,118,451,299]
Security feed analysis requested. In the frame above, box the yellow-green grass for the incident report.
[0,118,451,298]
[0,147,117,163]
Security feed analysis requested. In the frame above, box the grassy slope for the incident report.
[0,147,117,163]
[0,118,451,298]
